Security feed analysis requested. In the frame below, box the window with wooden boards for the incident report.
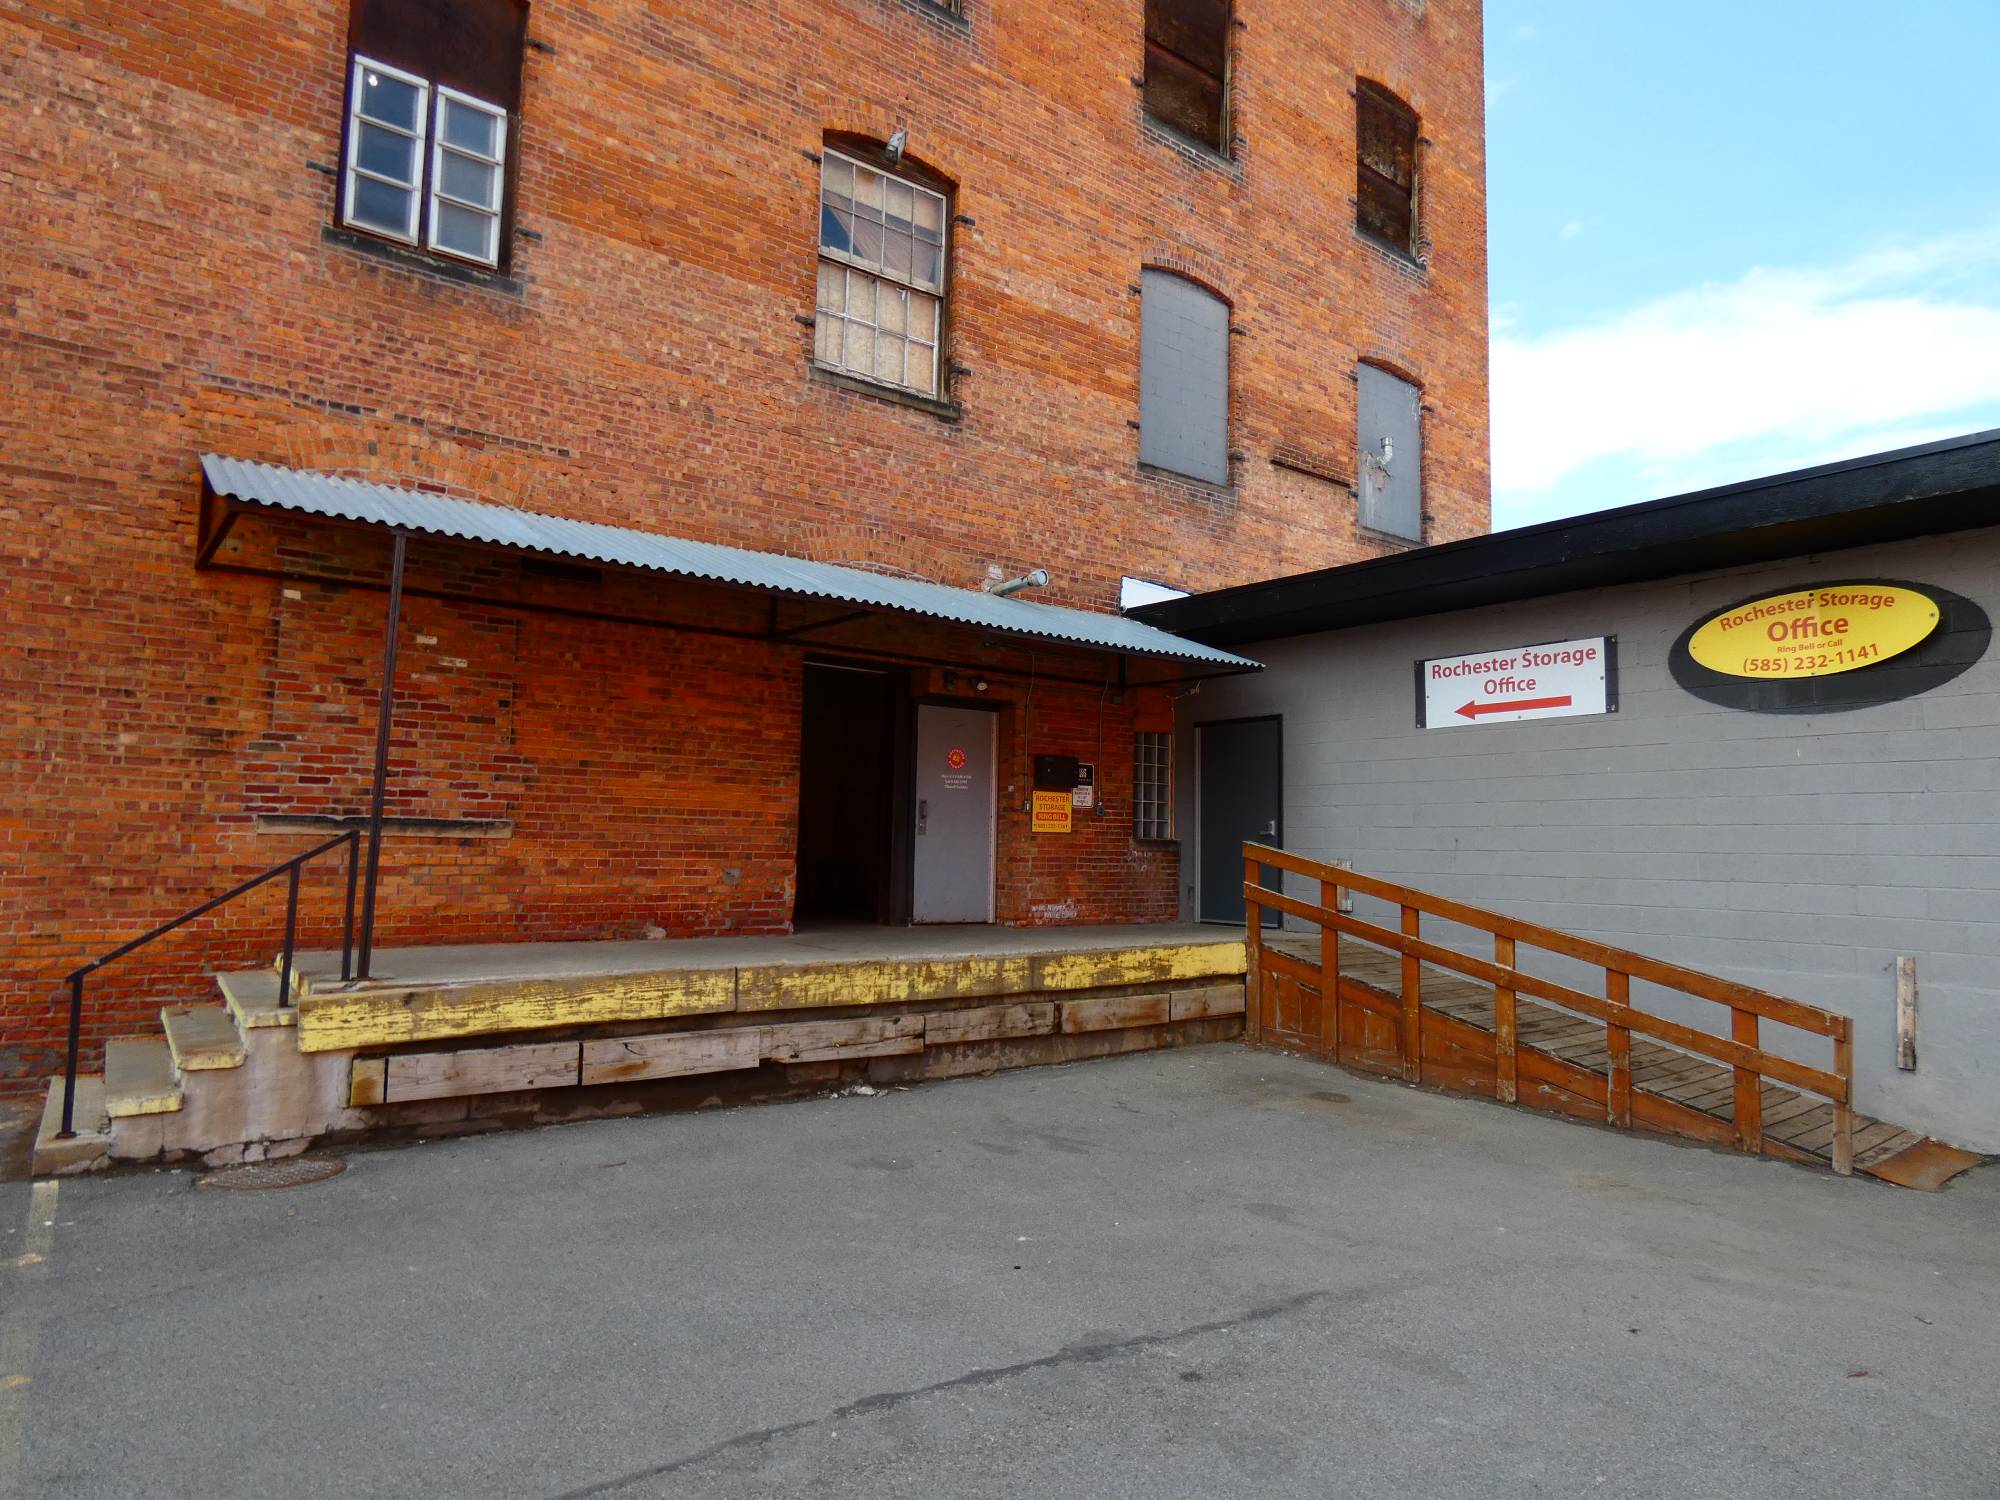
[1356,80,1420,257]
[1143,0,1231,153]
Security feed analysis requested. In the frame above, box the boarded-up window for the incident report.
[1357,364,1422,539]
[342,0,526,268]
[1138,270,1229,486]
[349,0,526,111]
[1356,81,1418,255]
[1144,0,1230,153]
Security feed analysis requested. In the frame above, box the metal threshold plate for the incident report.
[1861,1139,1985,1192]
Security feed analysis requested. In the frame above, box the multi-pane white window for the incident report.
[815,150,947,398]
[343,56,507,268]
[344,58,428,244]
[1133,732,1175,841]
[430,88,507,264]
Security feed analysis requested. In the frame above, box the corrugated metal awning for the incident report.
[200,455,1259,670]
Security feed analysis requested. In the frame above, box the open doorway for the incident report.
[796,662,903,925]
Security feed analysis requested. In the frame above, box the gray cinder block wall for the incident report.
[1177,527,1999,1151]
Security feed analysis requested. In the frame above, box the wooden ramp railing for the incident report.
[1241,843,1856,1174]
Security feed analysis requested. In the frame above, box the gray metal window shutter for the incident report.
[1357,364,1422,539]
[1138,269,1229,485]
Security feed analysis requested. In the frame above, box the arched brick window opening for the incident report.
[1138,268,1230,486]
[1356,80,1419,257]
[1357,362,1424,540]
[814,141,952,399]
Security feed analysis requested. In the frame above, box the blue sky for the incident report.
[1485,1,2000,528]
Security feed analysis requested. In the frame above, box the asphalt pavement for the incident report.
[2,1044,1994,1499]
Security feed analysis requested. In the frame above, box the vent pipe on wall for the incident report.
[990,568,1049,598]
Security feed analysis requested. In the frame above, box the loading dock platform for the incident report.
[36,925,1248,1173]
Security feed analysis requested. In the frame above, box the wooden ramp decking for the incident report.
[1243,845,1983,1192]
[1268,937,1964,1183]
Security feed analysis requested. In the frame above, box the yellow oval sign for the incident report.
[1687,585,1940,679]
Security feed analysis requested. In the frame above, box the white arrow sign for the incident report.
[1420,637,1614,727]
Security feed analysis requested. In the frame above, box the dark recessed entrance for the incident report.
[796,662,905,924]
[1199,714,1283,927]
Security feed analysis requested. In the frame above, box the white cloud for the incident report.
[1492,228,2000,516]
[1558,218,1584,240]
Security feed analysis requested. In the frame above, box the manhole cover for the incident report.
[196,1157,348,1191]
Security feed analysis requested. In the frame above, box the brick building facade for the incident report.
[0,0,1489,1084]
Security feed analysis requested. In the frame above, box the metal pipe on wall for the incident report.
[355,530,408,981]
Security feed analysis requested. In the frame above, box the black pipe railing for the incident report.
[56,829,361,1139]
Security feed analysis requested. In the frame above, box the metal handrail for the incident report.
[56,829,361,1138]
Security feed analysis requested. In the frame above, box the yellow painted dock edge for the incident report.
[739,941,1248,1012]
[296,939,1247,1052]
[295,969,736,1053]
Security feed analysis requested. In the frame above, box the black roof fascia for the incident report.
[1134,429,2000,646]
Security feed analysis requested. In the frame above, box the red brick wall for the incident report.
[0,0,1487,1082]
[0,503,1194,1081]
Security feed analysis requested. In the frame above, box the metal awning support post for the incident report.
[355,529,408,981]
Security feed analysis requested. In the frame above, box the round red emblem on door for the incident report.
[946,748,967,769]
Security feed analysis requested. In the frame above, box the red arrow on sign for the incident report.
[1456,694,1574,720]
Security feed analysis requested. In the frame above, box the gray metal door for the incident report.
[912,705,996,923]
[1199,717,1282,926]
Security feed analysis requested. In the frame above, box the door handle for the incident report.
[1263,819,1277,836]
[918,799,928,835]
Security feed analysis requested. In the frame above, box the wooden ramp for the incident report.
[1241,845,1982,1191]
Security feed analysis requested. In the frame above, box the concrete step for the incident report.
[163,1004,247,1070]
[32,1073,111,1176]
[104,1036,183,1118]
[216,969,297,1031]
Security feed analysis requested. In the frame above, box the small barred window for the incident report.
[1134,732,1175,841]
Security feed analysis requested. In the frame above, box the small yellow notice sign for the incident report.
[1032,789,1073,834]
[1687,584,1940,679]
